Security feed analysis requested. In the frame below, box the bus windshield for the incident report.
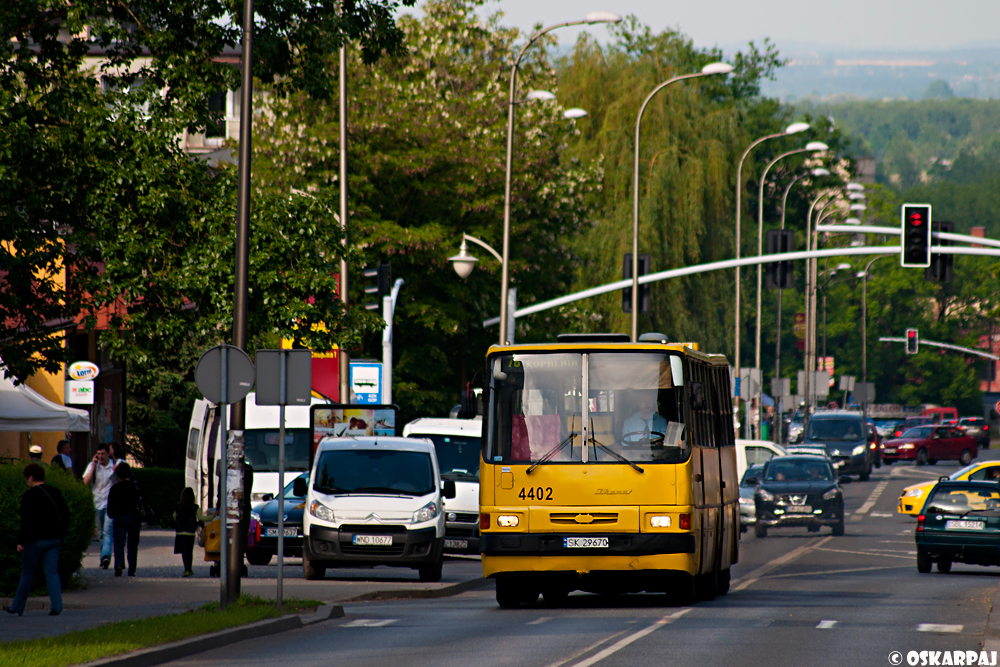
[487,351,689,465]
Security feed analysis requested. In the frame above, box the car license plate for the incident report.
[353,535,393,546]
[787,505,812,514]
[945,520,985,531]
[264,527,299,537]
[884,448,896,454]
[444,539,468,550]
[564,537,609,548]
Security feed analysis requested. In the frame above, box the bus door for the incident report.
[691,362,722,575]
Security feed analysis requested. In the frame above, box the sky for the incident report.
[459,0,1000,53]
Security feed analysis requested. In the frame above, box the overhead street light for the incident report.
[525,89,556,101]
[629,61,735,341]
[846,183,865,192]
[499,11,622,345]
[563,108,588,119]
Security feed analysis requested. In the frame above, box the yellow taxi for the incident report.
[897,461,1000,515]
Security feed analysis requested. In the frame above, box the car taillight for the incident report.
[480,513,490,529]
[986,425,990,431]
[917,514,925,532]
[894,431,902,437]
[679,513,691,530]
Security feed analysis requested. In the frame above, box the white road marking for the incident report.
[541,630,632,667]
[855,479,890,516]
[917,623,963,633]
[342,619,398,627]
[816,620,837,629]
[528,617,553,625]
[759,565,904,580]
[568,609,691,667]
[816,547,914,560]
[869,512,894,517]
[731,536,833,592]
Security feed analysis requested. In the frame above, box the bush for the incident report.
[0,462,95,596]
[131,467,185,529]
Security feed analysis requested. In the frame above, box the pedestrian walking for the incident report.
[107,462,142,577]
[28,444,43,463]
[82,444,115,569]
[51,440,74,476]
[8,464,69,616]
[109,441,127,467]
[174,487,210,577]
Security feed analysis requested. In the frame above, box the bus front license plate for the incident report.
[564,537,609,548]
[353,535,393,546]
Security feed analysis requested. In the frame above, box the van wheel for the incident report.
[418,562,442,583]
[302,550,326,581]
[917,551,932,573]
[246,551,272,566]
[960,449,973,466]
[916,448,929,466]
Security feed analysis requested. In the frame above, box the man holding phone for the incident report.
[82,445,115,569]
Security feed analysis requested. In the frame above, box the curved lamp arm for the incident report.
[464,233,503,264]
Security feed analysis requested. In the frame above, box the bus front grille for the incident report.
[549,512,619,525]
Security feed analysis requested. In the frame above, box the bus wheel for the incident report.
[695,571,718,601]
[717,568,731,595]
[496,577,523,608]
[669,574,695,606]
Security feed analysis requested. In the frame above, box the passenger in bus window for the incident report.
[622,392,668,447]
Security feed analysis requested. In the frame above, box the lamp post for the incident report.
[734,122,809,436]
[860,254,890,386]
[752,142,827,438]
[499,11,622,346]
[820,263,854,371]
[802,187,838,416]
[630,61,735,341]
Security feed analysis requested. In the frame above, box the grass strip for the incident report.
[0,595,322,667]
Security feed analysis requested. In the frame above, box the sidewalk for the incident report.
[1,529,486,644]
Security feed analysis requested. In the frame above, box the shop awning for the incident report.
[0,373,91,432]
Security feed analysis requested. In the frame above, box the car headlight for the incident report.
[739,497,755,506]
[757,489,775,502]
[412,501,440,524]
[852,445,865,456]
[822,488,841,501]
[904,488,925,498]
[900,444,914,450]
[309,500,336,522]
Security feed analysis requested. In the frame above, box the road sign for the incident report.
[254,350,313,406]
[350,362,383,404]
[195,345,255,404]
[771,378,790,397]
[739,368,760,400]
[854,382,876,403]
[839,375,856,392]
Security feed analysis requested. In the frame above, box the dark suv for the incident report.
[803,411,873,481]
[750,455,845,537]
[959,417,990,449]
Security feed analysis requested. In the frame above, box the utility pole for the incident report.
[338,39,350,403]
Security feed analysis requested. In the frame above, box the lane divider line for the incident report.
[855,479,890,516]
[568,609,692,667]
[816,547,913,560]
[528,617,553,625]
[917,623,963,633]
[540,629,632,667]
[731,536,833,592]
[342,619,398,628]
[816,620,837,629]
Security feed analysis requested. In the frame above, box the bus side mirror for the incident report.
[293,477,308,497]
[690,382,705,410]
[442,480,456,499]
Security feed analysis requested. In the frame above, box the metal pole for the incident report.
[774,173,805,443]
[862,255,889,384]
[802,190,833,419]
[228,0,255,602]
[276,351,285,608]
[338,42,350,402]
[219,348,228,610]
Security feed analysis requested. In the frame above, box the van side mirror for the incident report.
[293,477,308,497]
[442,480,456,499]
[690,382,706,410]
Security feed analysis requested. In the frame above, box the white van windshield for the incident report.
[413,435,480,480]
[313,449,435,496]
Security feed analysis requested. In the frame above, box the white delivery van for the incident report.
[184,393,328,511]
[735,439,786,480]
[298,436,455,582]
[402,417,482,554]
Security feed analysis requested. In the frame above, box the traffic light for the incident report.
[926,221,954,283]
[622,253,651,314]
[363,263,391,312]
[900,204,932,268]
[905,328,919,354]
[765,229,796,289]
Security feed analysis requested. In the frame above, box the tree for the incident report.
[1,0,415,382]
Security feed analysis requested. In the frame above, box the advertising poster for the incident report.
[311,404,398,455]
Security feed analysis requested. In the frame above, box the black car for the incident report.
[247,473,308,566]
[959,417,991,449]
[750,455,846,537]
[916,480,1000,573]
[802,410,872,480]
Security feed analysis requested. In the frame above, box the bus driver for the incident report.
[622,392,668,447]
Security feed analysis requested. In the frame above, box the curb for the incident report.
[79,604,344,667]
[984,580,1000,651]
[340,577,490,603]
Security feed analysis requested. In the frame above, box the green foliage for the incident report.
[0,464,95,596]
[131,468,186,529]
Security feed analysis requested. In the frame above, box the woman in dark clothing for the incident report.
[174,487,209,577]
[107,462,141,577]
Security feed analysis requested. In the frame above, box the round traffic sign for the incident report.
[995,399,1000,414]
[195,345,255,404]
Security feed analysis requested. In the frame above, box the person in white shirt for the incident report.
[622,392,668,447]
[82,444,116,569]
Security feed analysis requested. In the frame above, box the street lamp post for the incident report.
[802,187,838,416]
[752,142,827,437]
[630,62,735,341]
[734,122,809,436]
[499,11,622,346]
[860,254,890,385]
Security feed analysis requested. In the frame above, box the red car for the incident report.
[882,425,978,466]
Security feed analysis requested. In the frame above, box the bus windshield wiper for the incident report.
[527,432,577,475]
[590,436,644,473]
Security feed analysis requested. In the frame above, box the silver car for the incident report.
[739,464,766,532]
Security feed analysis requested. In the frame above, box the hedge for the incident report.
[0,462,95,596]
[131,467,185,529]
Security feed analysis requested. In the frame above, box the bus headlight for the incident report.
[309,500,335,522]
[412,501,439,524]
[497,515,519,527]
[649,515,671,528]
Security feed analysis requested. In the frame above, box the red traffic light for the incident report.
[908,213,924,226]
[907,330,916,338]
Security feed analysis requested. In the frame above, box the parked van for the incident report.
[184,393,328,511]
[298,436,454,582]
[735,439,786,479]
[402,417,482,554]
[923,406,958,424]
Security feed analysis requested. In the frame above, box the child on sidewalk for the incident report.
[174,487,210,577]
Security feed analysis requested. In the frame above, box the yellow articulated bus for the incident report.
[479,333,738,607]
